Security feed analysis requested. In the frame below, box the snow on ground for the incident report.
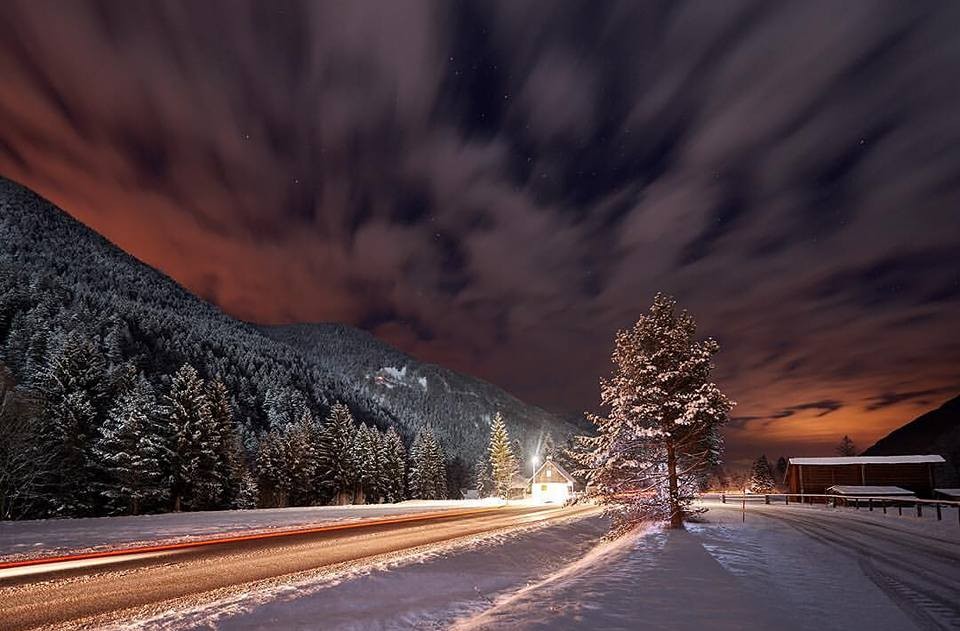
[113,510,608,631]
[0,499,503,561]
[454,501,958,630]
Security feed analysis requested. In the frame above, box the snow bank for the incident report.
[0,499,503,561]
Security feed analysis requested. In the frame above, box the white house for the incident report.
[530,456,578,504]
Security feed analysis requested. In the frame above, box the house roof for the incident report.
[530,457,577,485]
[934,488,960,498]
[826,485,915,496]
[788,455,944,466]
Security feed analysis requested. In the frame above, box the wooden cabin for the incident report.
[785,455,944,499]
[529,457,579,503]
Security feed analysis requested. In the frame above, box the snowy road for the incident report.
[0,503,596,630]
[709,501,960,630]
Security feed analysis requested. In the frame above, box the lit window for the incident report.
[546,469,552,477]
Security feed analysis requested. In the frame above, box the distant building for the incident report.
[785,455,945,498]
[529,456,579,504]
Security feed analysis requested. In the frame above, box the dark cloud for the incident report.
[1,0,959,462]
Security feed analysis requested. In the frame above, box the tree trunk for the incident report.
[666,443,683,529]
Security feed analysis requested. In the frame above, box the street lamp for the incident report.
[531,455,540,477]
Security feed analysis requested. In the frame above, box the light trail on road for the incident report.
[0,503,598,630]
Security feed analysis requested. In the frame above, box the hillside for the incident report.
[863,394,960,487]
[0,175,575,473]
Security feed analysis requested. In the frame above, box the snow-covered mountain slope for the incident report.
[0,175,577,462]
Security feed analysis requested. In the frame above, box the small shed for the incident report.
[786,455,944,498]
[825,485,915,498]
[934,488,960,501]
[529,457,578,504]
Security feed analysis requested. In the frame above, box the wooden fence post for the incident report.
[721,492,725,504]
[765,495,770,505]
[936,503,942,521]
[917,503,922,518]
[868,498,873,512]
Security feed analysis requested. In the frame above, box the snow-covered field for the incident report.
[121,499,960,630]
[0,499,503,561]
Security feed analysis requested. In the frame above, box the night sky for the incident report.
[1,1,958,463]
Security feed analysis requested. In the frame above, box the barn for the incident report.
[530,457,578,504]
[785,455,945,498]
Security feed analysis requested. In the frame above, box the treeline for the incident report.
[0,330,448,520]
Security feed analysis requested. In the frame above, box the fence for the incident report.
[709,492,960,526]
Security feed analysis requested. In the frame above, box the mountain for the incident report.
[0,175,577,466]
[863,394,960,487]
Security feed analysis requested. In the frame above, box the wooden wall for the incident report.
[787,463,936,496]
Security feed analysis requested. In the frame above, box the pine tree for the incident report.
[286,409,322,506]
[255,428,290,507]
[575,294,734,531]
[36,331,108,517]
[775,456,788,483]
[94,375,169,515]
[749,455,777,493]
[474,456,493,498]
[382,426,406,503]
[835,435,857,457]
[408,426,444,499]
[427,430,448,499]
[488,413,518,499]
[317,403,357,505]
[236,468,259,509]
[207,379,244,508]
[164,364,220,512]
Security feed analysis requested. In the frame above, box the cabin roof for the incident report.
[788,455,944,466]
[530,458,577,485]
[826,485,915,496]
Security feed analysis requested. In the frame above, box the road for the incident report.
[0,503,596,630]
[704,500,960,631]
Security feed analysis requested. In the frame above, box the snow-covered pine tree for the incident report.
[285,409,322,506]
[382,426,406,503]
[835,435,857,456]
[488,412,518,499]
[749,455,777,493]
[164,364,220,512]
[94,375,169,515]
[36,330,108,517]
[236,468,259,509]
[317,403,357,505]
[255,428,290,507]
[575,294,734,531]
[206,379,244,508]
[427,429,448,500]
[407,426,433,499]
[474,456,492,498]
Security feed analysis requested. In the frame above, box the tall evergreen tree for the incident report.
[317,403,357,505]
[165,364,220,512]
[207,379,245,508]
[255,428,290,507]
[408,426,438,499]
[474,456,493,498]
[775,456,788,484]
[575,294,734,531]
[36,331,108,517]
[382,426,406,503]
[285,409,323,506]
[94,375,169,515]
[427,430,448,499]
[488,413,518,499]
[749,455,777,493]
